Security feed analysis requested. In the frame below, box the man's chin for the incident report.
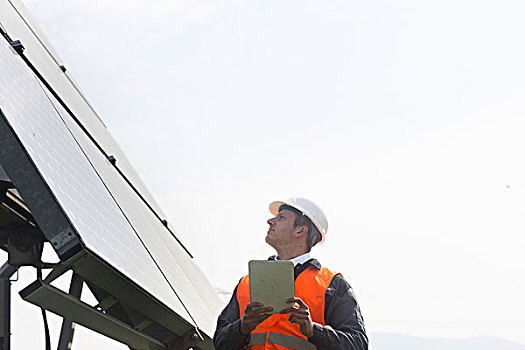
[265,235,276,249]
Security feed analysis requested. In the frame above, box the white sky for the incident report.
[6,0,525,348]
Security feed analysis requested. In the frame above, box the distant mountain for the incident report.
[371,333,525,350]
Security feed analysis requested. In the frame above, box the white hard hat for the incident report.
[269,197,328,245]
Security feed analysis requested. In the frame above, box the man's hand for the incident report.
[240,302,273,335]
[280,297,314,338]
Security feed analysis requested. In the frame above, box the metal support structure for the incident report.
[20,280,166,350]
[57,273,83,350]
[0,263,17,350]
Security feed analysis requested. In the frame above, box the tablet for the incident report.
[248,260,294,314]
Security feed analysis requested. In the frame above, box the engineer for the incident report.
[213,197,368,349]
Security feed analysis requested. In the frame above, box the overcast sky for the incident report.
[6,0,525,348]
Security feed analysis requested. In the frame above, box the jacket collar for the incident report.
[268,255,321,270]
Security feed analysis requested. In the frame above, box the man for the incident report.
[213,197,368,349]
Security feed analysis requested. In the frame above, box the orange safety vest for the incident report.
[236,265,339,350]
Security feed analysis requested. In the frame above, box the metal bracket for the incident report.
[134,318,154,332]
[43,251,86,284]
[9,40,24,56]
[95,295,119,311]
[107,155,116,165]
[50,230,76,250]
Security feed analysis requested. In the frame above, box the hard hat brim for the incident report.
[269,201,285,216]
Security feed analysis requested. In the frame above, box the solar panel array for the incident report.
[0,0,220,342]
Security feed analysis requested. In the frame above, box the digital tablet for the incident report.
[248,260,294,314]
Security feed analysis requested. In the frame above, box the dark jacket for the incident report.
[213,258,368,350]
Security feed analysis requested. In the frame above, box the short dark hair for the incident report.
[279,205,322,249]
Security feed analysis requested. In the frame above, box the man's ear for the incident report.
[294,225,309,238]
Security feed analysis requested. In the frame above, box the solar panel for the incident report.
[0,1,221,348]
[0,0,171,227]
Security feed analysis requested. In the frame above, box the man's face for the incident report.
[266,209,298,249]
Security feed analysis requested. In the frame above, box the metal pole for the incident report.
[0,263,17,350]
[57,273,83,350]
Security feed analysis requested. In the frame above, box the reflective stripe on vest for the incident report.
[249,333,267,345]
[268,332,317,350]
[237,265,339,349]
[247,332,317,350]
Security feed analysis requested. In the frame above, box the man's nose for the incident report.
[267,217,275,225]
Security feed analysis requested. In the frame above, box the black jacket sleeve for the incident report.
[308,274,369,350]
[213,284,250,350]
